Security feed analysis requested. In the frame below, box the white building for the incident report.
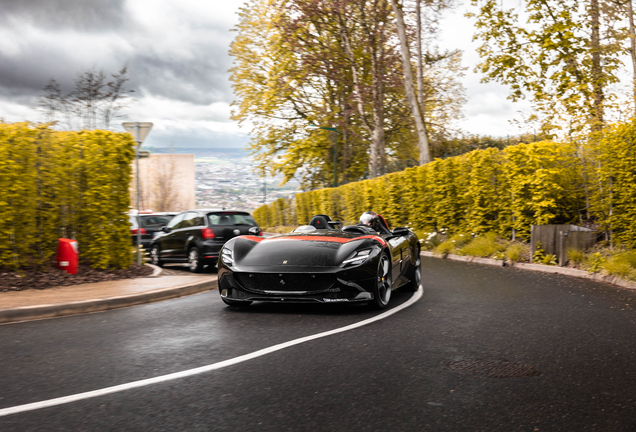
[130,154,196,212]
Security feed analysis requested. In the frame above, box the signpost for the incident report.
[122,122,154,265]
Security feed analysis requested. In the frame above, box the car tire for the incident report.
[188,247,204,273]
[370,253,392,310]
[221,298,253,307]
[150,245,163,267]
[404,255,421,292]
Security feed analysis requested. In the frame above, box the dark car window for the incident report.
[181,212,200,228]
[208,212,257,226]
[142,216,171,227]
[192,214,204,227]
[167,213,185,229]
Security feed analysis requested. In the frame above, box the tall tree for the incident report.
[335,0,403,177]
[390,0,432,164]
[625,0,636,115]
[230,0,464,188]
[469,0,625,133]
[39,65,134,130]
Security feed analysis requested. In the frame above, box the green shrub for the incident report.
[601,251,636,280]
[460,232,503,257]
[532,241,546,263]
[585,252,605,273]
[504,243,527,262]
[530,241,557,265]
[433,239,455,256]
[449,233,472,250]
[567,248,586,266]
[541,254,558,265]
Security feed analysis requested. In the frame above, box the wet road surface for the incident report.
[2,257,636,431]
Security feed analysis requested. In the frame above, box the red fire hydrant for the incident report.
[57,239,79,274]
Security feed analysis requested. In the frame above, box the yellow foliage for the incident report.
[0,122,135,270]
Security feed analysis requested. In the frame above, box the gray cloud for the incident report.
[0,2,235,109]
[130,52,232,106]
[1,0,128,32]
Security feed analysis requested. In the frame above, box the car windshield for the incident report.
[208,212,257,226]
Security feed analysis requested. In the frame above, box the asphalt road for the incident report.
[2,257,636,431]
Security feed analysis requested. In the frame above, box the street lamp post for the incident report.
[122,122,154,266]
[307,124,343,188]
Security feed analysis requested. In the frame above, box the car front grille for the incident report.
[234,272,335,294]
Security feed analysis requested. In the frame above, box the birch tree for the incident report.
[390,0,432,164]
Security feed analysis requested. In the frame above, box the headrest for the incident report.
[309,215,330,230]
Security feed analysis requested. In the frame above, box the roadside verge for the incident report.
[421,251,636,291]
[0,276,218,325]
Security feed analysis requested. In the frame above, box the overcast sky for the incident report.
[0,0,530,149]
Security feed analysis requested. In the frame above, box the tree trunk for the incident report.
[338,6,387,177]
[590,0,604,129]
[390,0,431,165]
[627,0,636,117]
[416,0,424,109]
[370,39,386,177]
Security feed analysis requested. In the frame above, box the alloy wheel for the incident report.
[188,248,201,272]
[376,254,392,306]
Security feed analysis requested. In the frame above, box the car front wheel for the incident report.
[370,253,392,309]
[188,247,204,273]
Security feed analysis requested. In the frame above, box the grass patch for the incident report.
[567,248,586,267]
[504,243,527,262]
[584,252,605,273]
[601,251,636,280]
[460,233,503,258]
[433,233,472,256]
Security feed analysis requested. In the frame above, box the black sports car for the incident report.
[218,214,421,309]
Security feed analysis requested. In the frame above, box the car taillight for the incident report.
[202,228,216,239]
[131,228,147,235]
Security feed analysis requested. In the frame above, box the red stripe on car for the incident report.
[265,235,387,246]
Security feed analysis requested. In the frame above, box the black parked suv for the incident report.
[129,213,178,248]
[149,209,261,272]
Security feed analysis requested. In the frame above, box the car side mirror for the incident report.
[392,227,410,236]
[162,226,172,233]
[248,227,261,235]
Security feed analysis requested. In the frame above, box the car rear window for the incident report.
[208,212,257,226]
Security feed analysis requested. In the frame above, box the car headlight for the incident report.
[342,249,371,266]
[222,247,234,266]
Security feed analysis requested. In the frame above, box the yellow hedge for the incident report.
[0,122,135,270]
[253,121,636,243]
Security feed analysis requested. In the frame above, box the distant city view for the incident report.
[145,147,300,212]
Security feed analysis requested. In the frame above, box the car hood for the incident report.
[232,233,385,267]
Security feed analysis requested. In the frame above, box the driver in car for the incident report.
[359,211,391,235]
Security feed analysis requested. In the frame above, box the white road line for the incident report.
[0,286,423,418]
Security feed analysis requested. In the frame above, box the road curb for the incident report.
[420,251,636,291]
[0,277,218,325]
[144,263,163,277]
